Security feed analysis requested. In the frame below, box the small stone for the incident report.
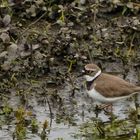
[3,15,11,26]
[0,51,7,58]
[80,0,86,5]
[0,32,10,43]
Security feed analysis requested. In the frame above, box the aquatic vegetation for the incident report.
[14,107,32,140]
[74,118,137,140]
[0,0,140,139]
[30,118,39,133]
[40,120,49,140]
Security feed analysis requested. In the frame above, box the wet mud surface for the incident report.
[0,1,140,139]
[0,67,140,140]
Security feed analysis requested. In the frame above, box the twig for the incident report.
[67,73,78,89]
[45,95,53,128]
[85,44,93,63]
[42,87,53,128]
[127,32,136,57]
[18,11,48,40]
[30,44,33,65]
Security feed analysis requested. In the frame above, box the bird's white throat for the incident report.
[85,70,101,81]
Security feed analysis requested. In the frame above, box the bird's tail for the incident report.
[134,87,140,93]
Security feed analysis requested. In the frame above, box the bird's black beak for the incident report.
[82,69,86,75]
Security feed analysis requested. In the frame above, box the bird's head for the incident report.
[83,64,101,81]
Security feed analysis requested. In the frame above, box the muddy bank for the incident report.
[0,0,140,140]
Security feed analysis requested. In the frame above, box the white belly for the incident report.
[87,88,132,103]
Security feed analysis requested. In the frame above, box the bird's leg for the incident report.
[98,104,113,112]
[94,105,102,117]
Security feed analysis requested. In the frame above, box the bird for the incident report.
[83,63,140,104]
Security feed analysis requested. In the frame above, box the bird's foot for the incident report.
[98,104,113,112]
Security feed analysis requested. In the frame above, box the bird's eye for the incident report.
[85,70,92,74]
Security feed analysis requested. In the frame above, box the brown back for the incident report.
[91,73,140,98]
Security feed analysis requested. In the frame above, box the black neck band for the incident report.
[86,74,100,90]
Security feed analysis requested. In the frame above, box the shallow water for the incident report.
[0,79,139,140]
